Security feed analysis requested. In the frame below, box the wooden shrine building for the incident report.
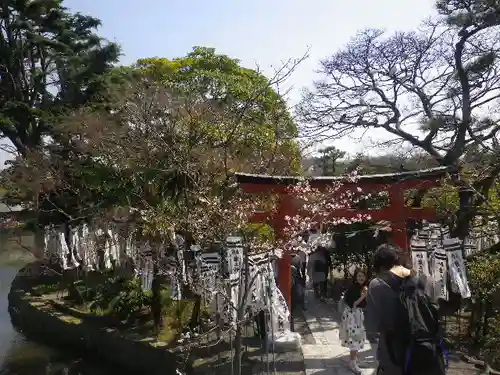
[235,166,453,307]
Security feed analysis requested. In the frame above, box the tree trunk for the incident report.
[151,247,163,333]
[474,301,485,347]
[483,300,493,339]
[452,187,475,239]
[469,301,481,346]
[189,294,201,330]
[233,245,250,375]
[33,225,45,260]
[233,318,244,375]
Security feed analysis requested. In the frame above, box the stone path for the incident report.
[296,287,484,375]
[300,289,378,375]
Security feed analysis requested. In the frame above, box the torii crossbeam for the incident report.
[235,166,453,308]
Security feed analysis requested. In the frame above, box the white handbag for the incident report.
[338,293,347,342]
[337,292,346,315]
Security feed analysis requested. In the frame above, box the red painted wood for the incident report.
[275,195,295,309]
[239,179,442,194]
[250,205,436,228]
[321,207,436,221]
[239,173,444,308]
[389,186,409,252]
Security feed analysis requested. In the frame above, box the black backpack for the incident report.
[385,275,448,375]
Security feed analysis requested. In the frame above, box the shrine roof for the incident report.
[235,166,454,186]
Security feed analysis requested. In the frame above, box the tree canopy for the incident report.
[0,0,120,155]
[2,47,303,238]
[135,47,301,174]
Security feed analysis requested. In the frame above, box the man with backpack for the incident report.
[365,243,447,375]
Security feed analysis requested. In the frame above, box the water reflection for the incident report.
[0,263,120,375]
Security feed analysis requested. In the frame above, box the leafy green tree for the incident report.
[0,0,120,155]
[3,47,304,227]
[136,47,301,174]
[2,46,304,362]
[9,77,291,341]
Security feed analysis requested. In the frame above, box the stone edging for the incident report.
[8,263,180,375]
[459,354,500,375]
[8,263,307,375]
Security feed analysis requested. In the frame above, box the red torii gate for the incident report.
[235,166,452,308]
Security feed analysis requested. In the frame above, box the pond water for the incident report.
[0,233,120,375]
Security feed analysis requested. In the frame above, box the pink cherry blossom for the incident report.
[280,173,374,250]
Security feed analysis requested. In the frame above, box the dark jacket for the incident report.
[344,283,367,309]
[292,252,306,281]
[365,271,431,375]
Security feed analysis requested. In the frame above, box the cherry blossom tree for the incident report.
[279,174,395,277]
[281,172,374,242]
[1,55,306,374]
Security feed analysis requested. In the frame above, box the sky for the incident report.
[0,0,438,166]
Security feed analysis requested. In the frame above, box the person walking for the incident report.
[365,243,446,375]
[307,246,328,299]
[291,254,305,311]
[322,246,332,297]
[339,268,369,374]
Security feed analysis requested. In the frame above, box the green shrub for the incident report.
[482,315,500,368]
[468,253,500,301]
[159,298,196,343]
[89,276,151,320]
[242,223,275,244]
[468,252,500,367]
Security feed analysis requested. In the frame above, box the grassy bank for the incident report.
[10,267,273,375]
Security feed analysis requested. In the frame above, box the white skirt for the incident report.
[339,305,366,351]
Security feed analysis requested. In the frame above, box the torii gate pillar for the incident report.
[235,167,452,308]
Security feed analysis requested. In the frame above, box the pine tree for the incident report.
[0,0,120,154]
